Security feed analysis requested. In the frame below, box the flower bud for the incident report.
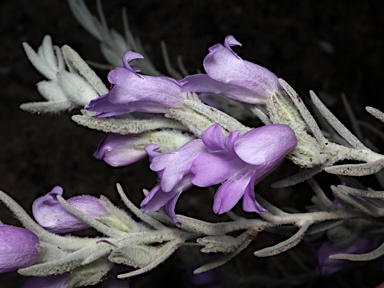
[0,225,40,273]
[32,186,108,233]
[181,35,282,104]
[87,51,186,117]
[94,130,195,167]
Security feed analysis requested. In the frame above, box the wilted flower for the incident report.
[141,123,296,223]
[0,225,40,273]
[20,274,71,288]
[180,35,282,104]
[312,237,374,276]
[87,51,185,117]
[32,186,108,233]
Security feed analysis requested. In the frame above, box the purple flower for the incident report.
[141,176,194,226]
[312,237,374,276]
[180,35,282,104]
[191,123,297,214]
[0,225,40,273]
[20,274,70,288]
[94,133,147,167]
[32,186,108,233]
[87,51,185,117]
[141,123,296,223]
[146,140,207,193]
[141,140,206,224]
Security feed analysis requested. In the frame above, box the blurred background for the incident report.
[1,0,384,287]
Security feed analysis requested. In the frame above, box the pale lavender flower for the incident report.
[141,140,206,224]
[32,186,108,233]
[94,133,147,167]
[312,237,374,276]
[180,35,282,104]
[20,274,71,288]
[146,140,207,193]
[0,225,40,273]
[141,123,296,223]
[141,176,194,226]
[87,51,185,117]
[191,123,297,214]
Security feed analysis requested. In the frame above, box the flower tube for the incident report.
[141,123,296,224]
[0,225,40,273]
[32,186,108,233]
[181,35,282,104]
[191,123,297,214]
[94,130,195,167]
[87,51,186,117]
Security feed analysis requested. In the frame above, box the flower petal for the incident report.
[191,152,240,187]
[181,74,267,104]
[145,144,161,160]
[223,35,242,51]
[141,176,193,225]
[200,36,282,103]
[87,95,170,117]
[94,134,147,167]
[212,173,253,214]
[122,51,143,72]
[234,124,297,166]
[148,140,205,192]
[180,74,229,95]
[0,225,40,273]
[224,130,240,154]
[165,193,182,227]
[108,69,183,107]
[140,185,176,213]
[203,38,246,84]
[32,186,107,233]
[201,123,226,151]
[242,181,266,213]
[86,93,132,118]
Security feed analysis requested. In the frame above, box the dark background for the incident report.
[1,0,384,287]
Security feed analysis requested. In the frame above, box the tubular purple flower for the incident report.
[191,123,297,214]
[87,51,185,117]
[141,176,193,226]
[20,274,71,288]
[94,133,147,167]
[0,225,40,273]
[180,35,282,104]
[312,237,374,276]
[146,140,207,192]
[141,141,207,224]
[141,123,296,223]
[32,186,108,233]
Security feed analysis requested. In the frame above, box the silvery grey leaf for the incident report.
[72,113,186,134]
[325,159,384,176]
